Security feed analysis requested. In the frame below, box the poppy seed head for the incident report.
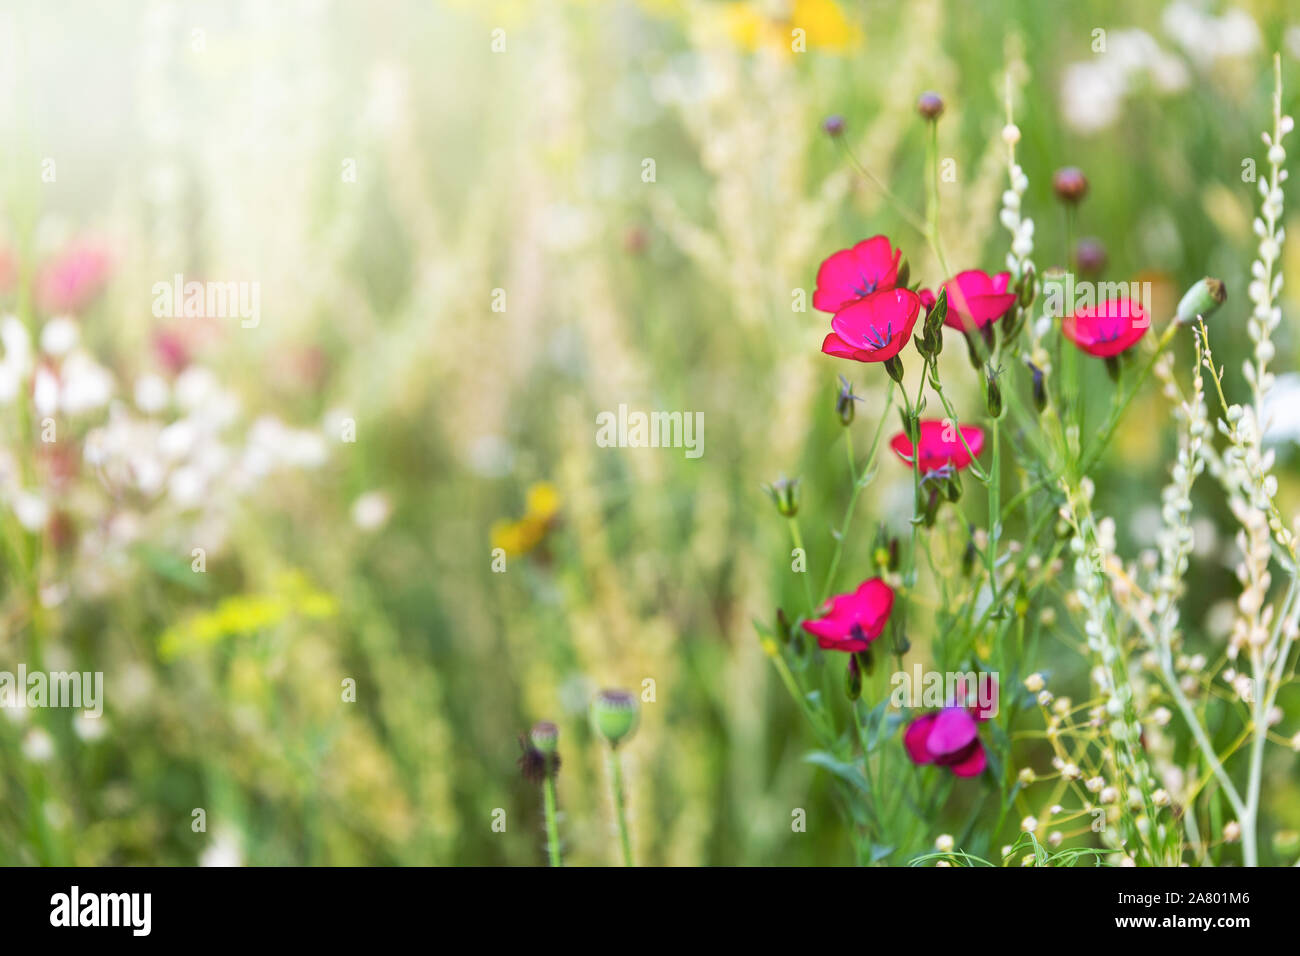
[1052,166,1089,204]
[591,689,639,748]
[916,91,944,120]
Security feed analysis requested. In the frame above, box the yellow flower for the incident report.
[159,571,339,659]
[491,481,562,557]
[524,481,561,522]
[721,0,859,55]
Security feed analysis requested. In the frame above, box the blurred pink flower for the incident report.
[36,242,111,314]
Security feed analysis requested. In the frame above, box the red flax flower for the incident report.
[813,236,903,313]
[820,287,922,364]
[931,270,1017,332]
[1062,297,1148,357]
[800,578,894,652]
[904,704,988,777]
[890,419,984,474]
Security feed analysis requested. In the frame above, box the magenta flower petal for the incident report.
[826,287,921,364]
[799,577,895,652]
[940,269,1017,331]
[904,713,938,765]
[813,236,902,313]
[821,332,864,360]
[948,741,987,777]
[924,706,979,757]
[890,419,985,473]
[1063,298,1149,358]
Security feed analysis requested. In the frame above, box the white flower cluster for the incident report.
[999,159,1033,278]
[1247,105,1293,426]
[1059,478,1165,858]
[1059,30,1190,135]
[0,312,329,590]
[1152,344,1208,640]
[0,315,116,529]
[84,367,327,511]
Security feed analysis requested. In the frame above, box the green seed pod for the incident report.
[591,689,639,749]
[1175,277,1227,325]
[530,721,559,755]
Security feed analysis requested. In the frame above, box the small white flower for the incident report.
[22,727,55,762]
[199,828,243,867]
[74,713,107,742]
[134,374,170,414]
[351,491,392,531]
[40,316,79,356]
[11,490,48,532]
[934,833,954,853]
[59,353,113,414]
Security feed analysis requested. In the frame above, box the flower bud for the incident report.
[1026,360,1047,413]
[945,472,962,503]
[985,367,1003,418]
[776,607,792,645]
[1052,166,1088,204]
[591,689,639,749]
[845,655,862,701]
[1175,277,1226,325]
[916,91,944,121]
[922,487,941,528]
[962,529,977,576]
[1075,237,1107,276]
[836,375,862,426]
[884,354,905,384]
[764,477,800,517]
[1016,263,1036,309]
[822,114,845,138]
[925,287,948,332]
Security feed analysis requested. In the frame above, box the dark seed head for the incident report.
[1052,166,1089,204]
[916,91,945,121]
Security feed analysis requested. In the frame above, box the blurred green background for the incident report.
[1,0,1298,865]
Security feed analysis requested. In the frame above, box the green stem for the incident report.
[787,517,816,615]
[1078,320,1180,476]
[986,416,1002,603]
[608,751,634,867]
[819,383,895,606]
[542,776,562,867]
[927,122,951,277]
